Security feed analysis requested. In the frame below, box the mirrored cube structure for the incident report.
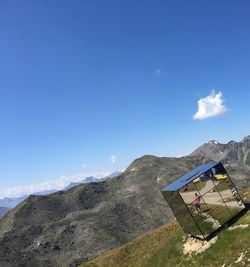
[162,162,246,239]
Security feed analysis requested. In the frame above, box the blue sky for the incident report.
[0,0,250,197]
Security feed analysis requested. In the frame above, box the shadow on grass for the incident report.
[205,206,249,241]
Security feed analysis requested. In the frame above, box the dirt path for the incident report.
[180,181,242,208]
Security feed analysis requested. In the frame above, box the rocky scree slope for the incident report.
[191,136,250,188]
[0,155,205,267]
[191,136,250,169]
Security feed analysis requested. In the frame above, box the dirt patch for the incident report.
[235,252,244,264]
[227,224,249,231]
[183,236,218,255]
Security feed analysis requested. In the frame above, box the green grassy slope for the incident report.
[80,211,250,267]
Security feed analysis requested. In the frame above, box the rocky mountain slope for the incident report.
[0,136,250,267]
[0,190,57,210]
[0,173,121,210]
[0,195,28,209]
[0,155,205,267]
[191,136,250,188]
[191,135,250,169]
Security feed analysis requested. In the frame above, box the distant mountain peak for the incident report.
[191,135,250,169]
[208,140,220,145]
[0,207,9,219]
[242,135,250,142]
[83,176,99,183]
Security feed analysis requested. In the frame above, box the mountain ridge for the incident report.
[0,136,250,266]
[0,207,9,220]
[0,172,122,210]
[191,135,250,169]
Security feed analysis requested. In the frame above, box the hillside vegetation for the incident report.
[80,210,250,267]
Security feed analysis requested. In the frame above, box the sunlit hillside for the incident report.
[80,204,250,267]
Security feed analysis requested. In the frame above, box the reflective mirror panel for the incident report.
[176,163,245,238]
[162,191,203,237]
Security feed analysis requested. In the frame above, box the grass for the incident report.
[79,210,250,267]
[145,225,250,267]
[240,187,250,200]
[180,212,250,267]
[205,204,243,224]
[80,221,182,267]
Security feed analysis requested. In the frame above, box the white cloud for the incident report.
[154,68,162,76]
[109,155,117,163]
[193,90,228,120]
[0,171,111,199]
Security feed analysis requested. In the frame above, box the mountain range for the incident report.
[0,207,9,220]
[191,135,250,169]
[0,172,122,213]
[62,172,122,191]
[62,177,100,191]
[0,136,249,266]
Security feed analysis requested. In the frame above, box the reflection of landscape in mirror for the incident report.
[162,191,202,237]
[178,163,245,238]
